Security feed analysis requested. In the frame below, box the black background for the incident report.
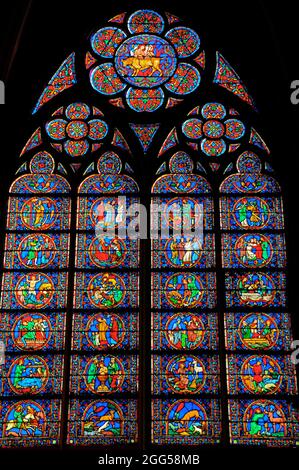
[0,0,298,467]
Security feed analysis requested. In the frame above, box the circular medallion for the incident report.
[202,103,226,120]
[237,151,262,173]
[30,152,55,174]
[165,236,202,268]
[86,313,126,350]
[64,139,89,157]
[165,27,200,58]
[90,197,121,230]
[8,356,49,394]
[201,138,226,157]
[128,10,165,34]
[233,198,270,230]
[66,103,91,120]
[91,27,127,58]
[126,87,164,112]
[90,63,127,95]
[163,197,200,230]
[18,234,56,269]
[66,121,89,140]
[238,273,276,306]
[238,313,279,350]
[87,273,126,309]
[225,119,246,140]
[166,273,203,308]
[182,119,203,139]
[15,273,54,309]
[88,120,109,140]
[115,34,177,88]
[97,152,122,174]
[46,119,67,140]
[89,236,127,268]
[241,355,282,394]
[203,120,225,139]
[84,356,125,393]
[165,313,205,350]
[165,63,200,94]
[235,234,273,267]
[166,355,206,393]
[21,197,58,231]
[12,313,52,351]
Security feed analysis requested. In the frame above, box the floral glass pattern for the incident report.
[88,10,203,112]
[182,103,246,157]
[46,103,109,157]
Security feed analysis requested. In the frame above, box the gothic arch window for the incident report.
[0,8,298,450]
[220,151,297,446]
[68,151,140,446]
[0,152,71,446]
[151,152,221,445]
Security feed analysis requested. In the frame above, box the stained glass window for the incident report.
[1,7,298,451]
[151,152,221,444]
[67,152,140,445]
[0,152,70,447]
[220,151,298,446]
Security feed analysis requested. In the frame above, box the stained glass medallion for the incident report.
[226,354,297,395]
[0,400,62,447]
[152,312,218,351]
[88,10,203,112]
[229,400,298,446]
[46,103,108,157]
[152,399,221,444]
[67,399,138,445]
[181,103,246,157]
[72,312,138,352]
[0,312,66,353]
[224,313,293,352]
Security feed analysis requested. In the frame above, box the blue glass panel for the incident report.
[72,312,138,351]
[151,312,218,351]
[152,272,217,309]
[226,354,297,395]
[67,399,138,445]
[152,355,220,394]
[69,355,138,395]
[0,312,66,352]
[152,399,221,445]
[224,313,293,352]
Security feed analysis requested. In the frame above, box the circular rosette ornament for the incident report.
[182,102,246,157]
[87,10,204,112]
[45,102,109,157]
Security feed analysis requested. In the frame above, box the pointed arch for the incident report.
[220,151,297,446]
[0,151,71,447]
[151,152,221,444]
[67,151,140,446]
[0,6,298,451]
